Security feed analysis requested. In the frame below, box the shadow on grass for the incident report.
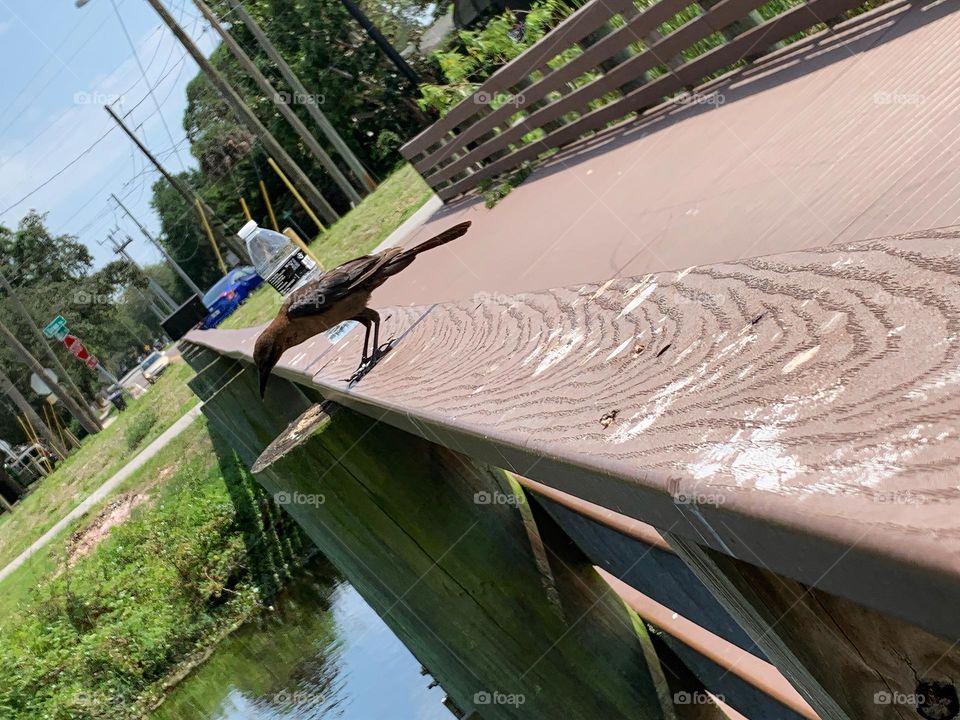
[209,427,315,600]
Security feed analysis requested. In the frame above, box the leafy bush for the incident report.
[124,408,158,451]
[419,0,578,115]
[0,424,310,720]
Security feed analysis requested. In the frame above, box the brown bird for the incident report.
[254,221,472,398]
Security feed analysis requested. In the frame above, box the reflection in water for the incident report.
[153,557,451,720]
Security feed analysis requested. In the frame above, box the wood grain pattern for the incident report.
[184,232,960,641]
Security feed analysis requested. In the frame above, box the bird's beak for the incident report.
[258,363,271,399]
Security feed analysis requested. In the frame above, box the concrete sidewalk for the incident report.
[0,404,203,583]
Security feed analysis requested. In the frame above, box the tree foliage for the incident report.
[151,0,434,270]
[0,213,169,444]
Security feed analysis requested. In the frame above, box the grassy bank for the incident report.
[0,162,435,719]
[220,163,433,329]
[0,416,311,719]
[0,360,198,571]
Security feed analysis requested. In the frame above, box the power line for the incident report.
[110,0,189,171]
[0,127,116,218]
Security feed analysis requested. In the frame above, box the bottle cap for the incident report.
[238,220,260,241]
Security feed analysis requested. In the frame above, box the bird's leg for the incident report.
[356,316,373,364]
[346,309,394,386]
[368,310,382,361]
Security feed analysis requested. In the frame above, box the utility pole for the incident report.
[0,320,100,438]
[0,271,102,432]
[195,0,364,206]
[321,0,420,88]
[105,105,250,263]
[0,367,66,458]
[109,232,179,313]
[132,284,168,324]
[143,0,339,226]
[223,0,378,194]
[110,194,204,298]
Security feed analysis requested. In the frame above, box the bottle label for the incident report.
[265,250,317,295]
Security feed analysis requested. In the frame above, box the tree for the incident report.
[0,213,150,444]
[150,0,434,262]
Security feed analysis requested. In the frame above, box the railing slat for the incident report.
[437,0,870,199]
[401,0,635,159]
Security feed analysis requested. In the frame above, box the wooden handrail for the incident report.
[184,232,960,642]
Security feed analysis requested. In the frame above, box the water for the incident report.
[152,557,452,720]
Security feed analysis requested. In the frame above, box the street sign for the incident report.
[43,315,67,339]
[30,369,58,396]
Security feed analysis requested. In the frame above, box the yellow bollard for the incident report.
[196,199,228,274]
[259,180,280,231]
[283,228,323,271]
[267,156,325,233]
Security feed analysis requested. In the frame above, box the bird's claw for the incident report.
[345,339,398,387]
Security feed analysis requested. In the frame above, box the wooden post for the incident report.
[194,0,365,206]
[250,401,672,720]
[0,270,101,432]
[226,0,378,194]
[239,197,253,222]
[665,533,960,720]
[259,180,280,231]
[196,199,228,275]
[144,0,339,226]
[268,157,326,232]
[0,370,65,459]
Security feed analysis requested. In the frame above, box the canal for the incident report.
[152,556,451,720]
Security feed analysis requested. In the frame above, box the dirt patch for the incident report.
[66,492,150,566]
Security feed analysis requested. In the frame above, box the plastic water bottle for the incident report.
[238,220,320,296]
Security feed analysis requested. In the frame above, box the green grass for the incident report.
[0,418,310,719]
[0,360,198,572]
[220,163,433,329]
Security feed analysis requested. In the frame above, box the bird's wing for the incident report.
[284,249,404,318]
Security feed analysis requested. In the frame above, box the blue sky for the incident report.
[0,0,219,270]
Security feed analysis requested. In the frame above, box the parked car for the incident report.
[140,351,169,384]
[3,442,56,483]
[200,266,264,329]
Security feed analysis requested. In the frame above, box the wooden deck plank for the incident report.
[185,230,960,642]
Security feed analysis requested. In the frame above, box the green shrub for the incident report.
[124,409,158,451]
[0,424,310,720]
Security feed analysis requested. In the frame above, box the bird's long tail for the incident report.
[392,221,472,264]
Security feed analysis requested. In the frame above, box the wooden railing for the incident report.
[402,0,886,200]
[184,231,960,719]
